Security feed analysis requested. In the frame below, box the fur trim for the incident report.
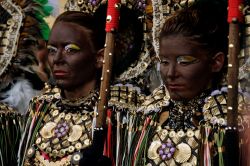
[1,79,40,115]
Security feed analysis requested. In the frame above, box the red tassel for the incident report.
[103,109,115,165]
[228,0,244,23]
[105,0,120,32]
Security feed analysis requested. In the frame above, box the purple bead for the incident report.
[159,149,164,155]
[161,154,167,160]
[63,123,67,127]
[170,147,175,153]
[166,142,172,148]
[138,2,142,7]
[65,126,69,130]
[62,131,66,136]
[167,153,172,159]
[161,144,166,149]
[92,0,97,5]
[57,133,62,138]
[143,3,146,8]
[54,129,58,133]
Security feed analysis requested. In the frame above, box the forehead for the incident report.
[48,22,92,46]
[159,35,208,58]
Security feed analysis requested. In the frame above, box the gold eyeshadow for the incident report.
[176,55,200,65]
[65,44,81,51]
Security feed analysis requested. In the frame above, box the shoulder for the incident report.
[27,83,61,115]
[30,83,61,104]
[109,83,145,111]
[202,86,250,126]
[137,85,170,115]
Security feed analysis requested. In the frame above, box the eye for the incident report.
[64,44,81,55]
[160,58,170,65]
[47,45,57,55]
[177,56,200,66]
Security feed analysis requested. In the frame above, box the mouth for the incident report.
[53,70,68,77]
[166,84,185,91]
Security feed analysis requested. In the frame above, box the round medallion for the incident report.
[186,130,194,137]
[46,147,52,153]
[177,130,185,137]
[40,143,48,150]
[173,143,191,163]
[68,125,83,142]
[65,114,72,120]
[84,139,90,146]
[75,143,82,150]
[35,137,41,144]
[148,140,161,160]
[40,122,56,139]
[52,109,59,117]
[69,146,75,153]
[71,152,83,165]
[161,129,168,136]
[26,147,35,158]
[169,131,176,138]
[59,112,65,118]
[52,149,58,156]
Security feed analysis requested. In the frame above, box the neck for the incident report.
[63,79,97,99]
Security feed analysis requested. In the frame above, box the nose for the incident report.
[53,48,64,64]
[167,63,177,79]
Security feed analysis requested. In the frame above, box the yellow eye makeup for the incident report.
[65,44,81,51]
[177,55,200,65]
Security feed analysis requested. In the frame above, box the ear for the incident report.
[95,48,104,69]
[211,52,225,72]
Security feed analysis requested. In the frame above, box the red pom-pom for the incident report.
[228,0,244,23]
[105,0,120,32]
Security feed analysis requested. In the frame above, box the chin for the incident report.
[169,92,193,101]
[55,80,71,89]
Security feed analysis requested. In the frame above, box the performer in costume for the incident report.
[63,1,158,165]
[18,4,146,165]
[18,10,105,165]
[116,0,250,165]
[0,0,52,165]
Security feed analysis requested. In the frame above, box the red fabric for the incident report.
[41,151,50,160]
[228,0,244,23]
[105,0,120,32]
[103,109,115,165]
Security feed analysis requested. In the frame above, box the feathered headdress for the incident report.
[0,0,52,90]
[0,0,53,114]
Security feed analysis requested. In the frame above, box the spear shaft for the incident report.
[96,0,120,128]
[226,0,243,165]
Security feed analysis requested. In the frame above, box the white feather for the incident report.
[1,79,40,115]
[47,0,60,17]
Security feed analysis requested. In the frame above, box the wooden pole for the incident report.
[226,0,244,165]
[96,0,120,127]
